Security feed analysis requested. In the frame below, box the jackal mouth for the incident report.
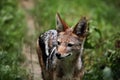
[56,53,72,59]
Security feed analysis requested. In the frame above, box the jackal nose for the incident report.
[56,53,61,59]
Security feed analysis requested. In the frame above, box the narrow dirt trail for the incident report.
[19,0,42,80]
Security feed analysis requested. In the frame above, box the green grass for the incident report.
[34,0,120,80]
[0,0,27,80]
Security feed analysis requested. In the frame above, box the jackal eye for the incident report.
[67,43,73,47]
[57,41,61,45]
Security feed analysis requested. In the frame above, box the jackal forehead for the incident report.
[57,33,80,44]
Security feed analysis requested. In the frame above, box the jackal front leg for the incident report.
[73,56,84,80]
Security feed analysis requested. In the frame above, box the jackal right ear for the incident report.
[56,13,68,32]
[73,17,89,37]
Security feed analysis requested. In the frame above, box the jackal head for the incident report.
[56,13,89,59]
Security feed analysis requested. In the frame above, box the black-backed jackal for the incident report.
[37,13,89,80]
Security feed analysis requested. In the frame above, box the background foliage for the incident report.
[0,0,120,80]
[34,0,120,80]
[0,0,27,80]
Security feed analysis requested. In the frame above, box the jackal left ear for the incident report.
[73,17,89,37]
[56,13,68,32]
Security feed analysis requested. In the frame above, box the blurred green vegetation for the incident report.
[0,0,27,80]
[0,0,119,80]
[34,0,120,80]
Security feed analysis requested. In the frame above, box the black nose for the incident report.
[56,53,61,59]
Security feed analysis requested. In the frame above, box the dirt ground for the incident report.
[19,0,42,80]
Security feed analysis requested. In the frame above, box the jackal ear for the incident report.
[56,13,68,32]
[73,17,88,37]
